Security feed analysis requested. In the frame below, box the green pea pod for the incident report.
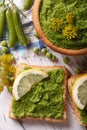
[12,7,27,46]
[6,8,17,47]
[0,2,3,6]
[0,6,5,39]
[23,0,33,10]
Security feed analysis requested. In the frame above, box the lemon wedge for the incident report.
[13,69,48,100]
[72,74,87,110]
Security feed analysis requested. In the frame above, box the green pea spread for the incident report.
[40,0,87,49]
[12,69,65,119]
[79,106,87,124]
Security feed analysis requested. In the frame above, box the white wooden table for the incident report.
[0,2,87,130]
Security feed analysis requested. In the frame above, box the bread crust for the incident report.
[9,63,68,122]
[68,74,87,126]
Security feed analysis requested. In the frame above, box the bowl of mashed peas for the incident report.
[33,0,87,55]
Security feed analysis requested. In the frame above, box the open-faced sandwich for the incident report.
[68,74,87,126]
[9,63,68,122]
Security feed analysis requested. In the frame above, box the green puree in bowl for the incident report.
[40,0,87,49]
[12,69,65,118]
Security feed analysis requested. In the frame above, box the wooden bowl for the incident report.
[32,0,87,55]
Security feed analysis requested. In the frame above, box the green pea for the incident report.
[7,86,12,93]
[46,52,52,59]
[2,46,9,54]
[1,40,7,47]
[33,46,39,54]
[23,0,33,10]
[52,55,57,61]
[6,7,17,47]
[63,57,70,64]
[75,68,81,74]
[8,76,15,82]
[41,48,47,55]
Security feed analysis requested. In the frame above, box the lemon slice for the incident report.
[13,69,48,100]
[72,74,87,110]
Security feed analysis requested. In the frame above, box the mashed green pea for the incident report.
[12,69,65,119]
[40,0,87,49]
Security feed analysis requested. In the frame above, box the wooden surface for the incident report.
[0,1,87,130]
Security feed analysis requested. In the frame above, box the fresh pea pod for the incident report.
[6,7,17,47]
[12,7,27,46]
[0,2,3,6]
[0,6,5,39]
[23,0,33,10]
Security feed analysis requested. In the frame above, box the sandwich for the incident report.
[9,63,68,122]
[68,74,87,126]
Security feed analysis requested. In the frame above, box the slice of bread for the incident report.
[68,74,87,126]
[9,63,68,122]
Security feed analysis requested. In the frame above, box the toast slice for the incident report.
[9,63,68,122]
[68,74,87,126]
